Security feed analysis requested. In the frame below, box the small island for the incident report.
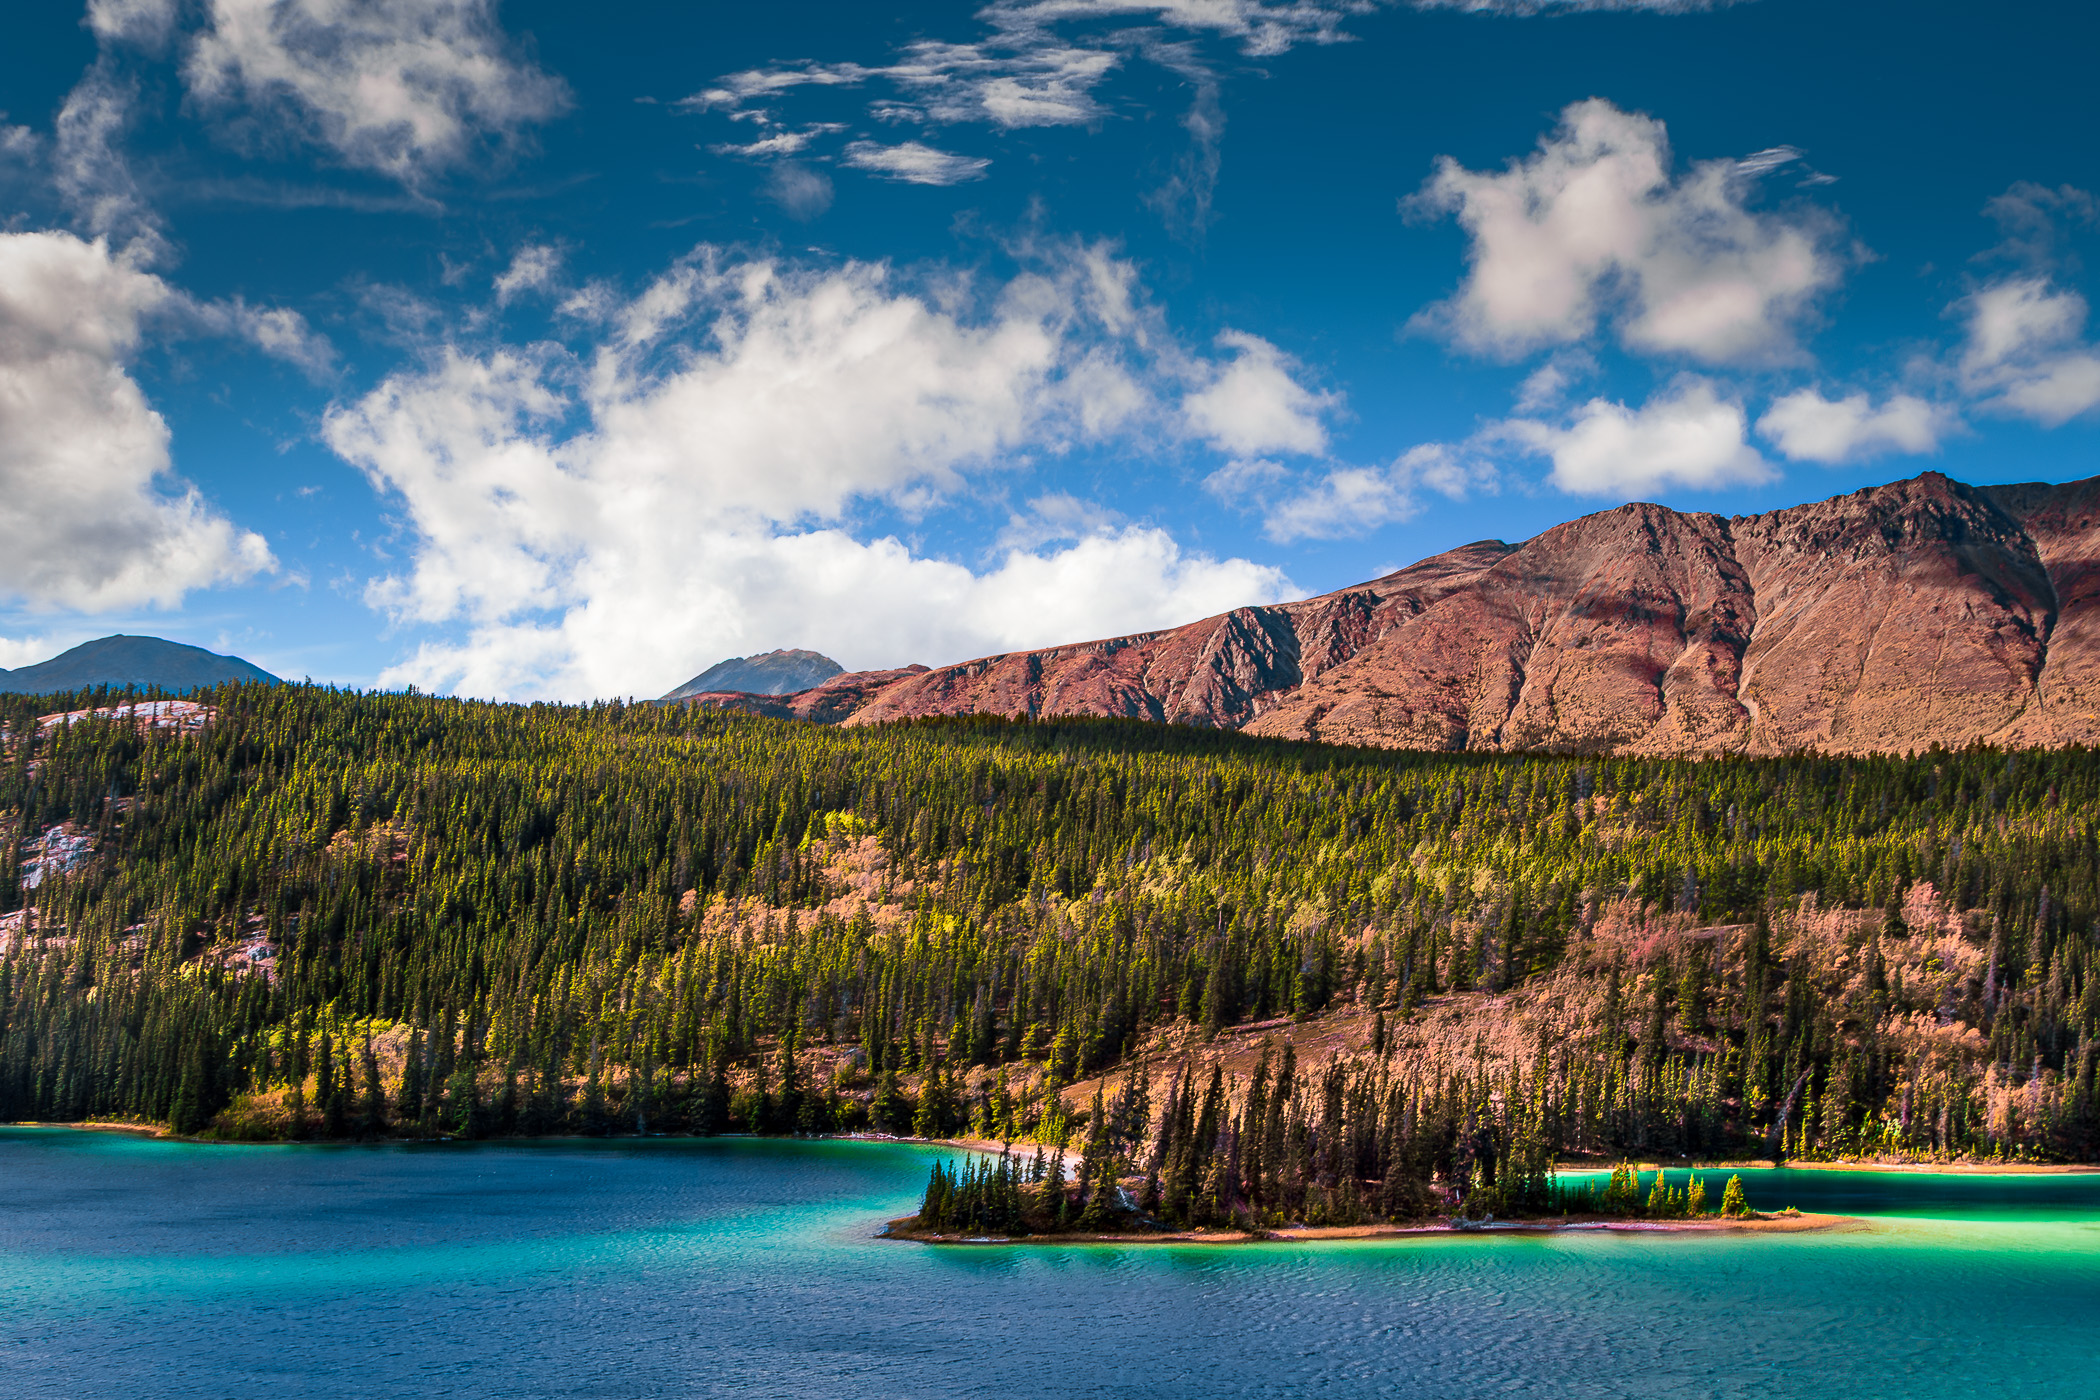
[884,1150,1852,1245]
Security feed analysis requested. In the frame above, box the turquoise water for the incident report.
[4,1129,2098,1399]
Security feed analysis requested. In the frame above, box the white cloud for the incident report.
[841,140,991,185]
[1757,387,1954,464]
[1411,98,1844,364]
[1255,441,1492,543]
[493,244,561,304]
[323,245,1291,698]
[1501,376,1773,496]
[0,231,273,611]
[710,124,847,160]
[1181,330,1335,456]
[184,0,571,183]
[1956,276,2100,427]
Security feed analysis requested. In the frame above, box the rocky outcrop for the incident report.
[679,471,2100,755]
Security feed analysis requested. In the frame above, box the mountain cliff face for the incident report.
[682,472,2100,755]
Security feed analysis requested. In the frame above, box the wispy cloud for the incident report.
[677,1,1728,236]
[842,140,991,185]
[708,125,846,159]
[1209,441,1495,543]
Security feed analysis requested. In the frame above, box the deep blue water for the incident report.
[4,1127,2099,1399]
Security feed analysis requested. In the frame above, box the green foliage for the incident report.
[916,1151,1034,1234]
[1556,1165,1737,1220]
[0,682,2095,1188]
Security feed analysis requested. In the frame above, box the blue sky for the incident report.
[1,0,2096,698]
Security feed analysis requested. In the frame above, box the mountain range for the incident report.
[677,470,2100,755]
[0,636,280,696]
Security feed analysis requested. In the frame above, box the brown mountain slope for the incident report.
[683,471,2100,755]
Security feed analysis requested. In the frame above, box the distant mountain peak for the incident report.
[0,635,280,697]
[659,648,844,702]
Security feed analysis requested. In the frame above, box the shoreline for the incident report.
[12,1123,2100,1179]
[884,1211,1861,1246]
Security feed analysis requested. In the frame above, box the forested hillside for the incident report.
[4,686,2098,1221]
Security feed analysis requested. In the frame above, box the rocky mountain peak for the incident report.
[670,470,2100,756]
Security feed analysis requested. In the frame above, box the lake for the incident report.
[3,1127,2098,1399]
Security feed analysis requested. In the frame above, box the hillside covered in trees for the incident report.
[3,685,2098,1224]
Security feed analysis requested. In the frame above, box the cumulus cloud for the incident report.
[1411,99,1845,364]
[1757,387,1954,464]
[0,231,273,611]
[841,140,991,185]
[184,0,571,183]
[1501,376,1773,496]
[1181,331,1336,456]
[323,246,1292,698]
[1955,276,2100,427]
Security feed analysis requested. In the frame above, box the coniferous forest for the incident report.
[5,684,2100,1228]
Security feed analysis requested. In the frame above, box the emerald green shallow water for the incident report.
[3,1128,2097,1399]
